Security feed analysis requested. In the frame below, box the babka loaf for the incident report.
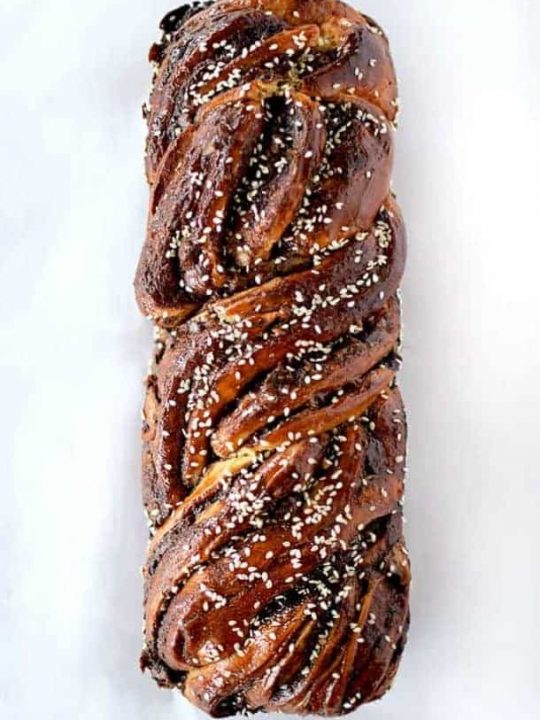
[136,1,410,715]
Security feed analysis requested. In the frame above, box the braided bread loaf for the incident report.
[136,1,410,715]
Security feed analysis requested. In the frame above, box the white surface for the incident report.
[1,1,539,718]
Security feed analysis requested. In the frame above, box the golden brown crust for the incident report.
[136,1,409,716]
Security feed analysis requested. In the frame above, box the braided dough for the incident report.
[136,1,410,715]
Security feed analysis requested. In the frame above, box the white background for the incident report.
[1,1,539,718]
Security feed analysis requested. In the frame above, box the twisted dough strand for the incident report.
[136,1,410,716]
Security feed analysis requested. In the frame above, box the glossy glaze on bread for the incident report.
[136,1,410,715]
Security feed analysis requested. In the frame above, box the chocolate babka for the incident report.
[136,1,410,715]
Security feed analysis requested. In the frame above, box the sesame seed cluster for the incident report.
[135,1,410,716]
